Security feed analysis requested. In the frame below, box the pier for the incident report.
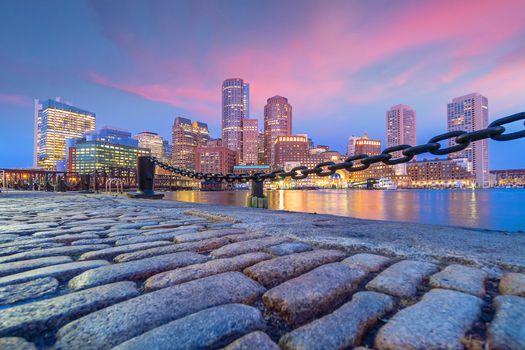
[0,191,524,349]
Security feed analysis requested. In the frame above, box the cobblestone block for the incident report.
[114,237,232,262]
[279,291,394,350]
[374,289,483,350]
[144,252,272,291]
[366,260,439,298]
[429,264,488,297]
[487,295,525,350]
[499,272,525,297]
[0,243,66,258]
[175,228,247,243]
[78,241,171,260]
[113,304,266,350]
[0,277,58,305]
[0,281,139,338]
[0,260,109,286]
[0,256,72,277]
[211,236,292,258]
[244,249,347,288]
[265,242,313,256]
[0,244,111,264]
[0,337,37,350]
[69,252,208,290]
[115,233,180,245]
[222,331,280,350]
[54,272,265,350]
[263,263,366,327]
[342,253,392,273]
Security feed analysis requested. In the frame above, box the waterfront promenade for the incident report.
[0,192,524,349]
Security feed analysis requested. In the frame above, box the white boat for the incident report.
[373,178,398,190]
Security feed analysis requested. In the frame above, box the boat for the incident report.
[373,178,398,190]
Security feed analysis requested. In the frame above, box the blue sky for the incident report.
[1,0,524,169]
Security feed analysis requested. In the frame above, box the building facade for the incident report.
[490,169,525,187]
[447,93,489,188]
[222,78,249,155]
[34,98,96,170]
[162,140,172,162]
[133,131,164,159]
[194,146,237,175]
[407,158,474,188]
[354,134,381,155]
[386,104,416,150]
[347,136,358,156]
[241,119,259,165]
[171,117,210,170]
[67,127,149,174]
[264,95,292,166]
[273,135,309,169]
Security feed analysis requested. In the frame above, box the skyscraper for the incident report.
[34,98,96,170]
[447,93,489,188]
[241,119,258,165]
[134,131,164,159]
[172,117,210,170]
[264,95,292,167]
[386,104,416,151]
[222,78,249,155]
[386,104,416,175]
[162,140,172,162]
[347,135,358,156]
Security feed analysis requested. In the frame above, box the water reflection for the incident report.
[164,189,525,232]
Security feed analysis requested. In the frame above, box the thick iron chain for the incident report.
[148,112,525,183]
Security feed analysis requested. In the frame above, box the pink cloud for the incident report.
[0,93,31,107]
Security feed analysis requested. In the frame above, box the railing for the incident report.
[106,178,124,194]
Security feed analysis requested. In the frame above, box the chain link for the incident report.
[147,112,525,183]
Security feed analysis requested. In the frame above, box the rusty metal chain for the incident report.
[147,111,525,183]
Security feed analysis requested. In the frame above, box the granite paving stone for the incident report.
[222,331,280,350]
[144,252,272,291]
[374,289,484,350]
[244,249,347,288]
[263,263,366,327]
[105,229,142,237]
[0,337,37,350]
[114,232,180,245]
[0,277,59,305]
[69,252,209,290]
[111,221,159,230]
[342,253,392,273]
[429,264,488,297]
[113,237,233,262]
[0,281,139,338]
[174,228,247,243]
[32,226,108,238]
[0,244,111,264]
[0,243,66,258]
[113,304,266,350]
[211,236,292,258]
[0,260,109,286]
[78,241,172,260]
[0,256,73,277]
[70,237,119,245]
[366,260,439,298]
[54,272,265,350]
[499,272,525,297]
[487,295,525,350]
[140,227,196,236]
[279,291,395,350]
[264,242,313,256]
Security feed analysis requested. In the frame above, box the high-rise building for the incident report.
[447,93,489,188]
[354,134,381,155]
[243,83,250,119]
[162,140,172,162]
[347,135,358,156]
[264,95,292,167]
[386,104,416,175]
[134,131,164,159]
[258,131,265,165]
[34,98,96,170]
[172,117,210,170]
[222,78,248,154]
[241,119,259,165]
[67,127,148,174]
[386,104,416,149]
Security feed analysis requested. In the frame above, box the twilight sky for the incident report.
[1,0,524,169]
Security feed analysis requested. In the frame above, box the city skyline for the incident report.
[1,0,525,169]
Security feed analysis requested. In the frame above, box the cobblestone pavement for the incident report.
[0,192,524,349]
